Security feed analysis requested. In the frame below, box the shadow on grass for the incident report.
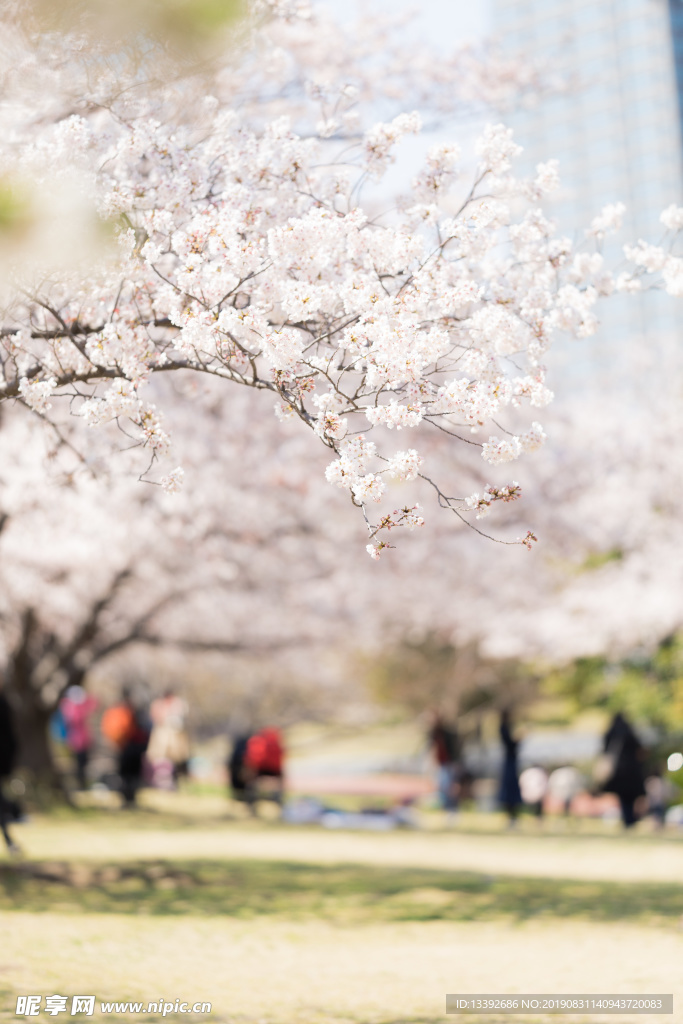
[1,858,682,925]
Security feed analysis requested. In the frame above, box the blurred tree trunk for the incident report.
[11,693,56,783]
[6,609,68,799]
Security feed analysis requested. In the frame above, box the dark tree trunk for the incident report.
[4,608,68,797]
[6,663,67,799]
[12,697,56,780]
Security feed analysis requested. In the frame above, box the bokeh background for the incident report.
[1,1,683,1023]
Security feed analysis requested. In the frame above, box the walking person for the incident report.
[101,689,150,807]
[0,680,20,855]
[602,711,645,828]
[147,689,190,789]
[499,709,522,825]
[228,733,256,809]
[60,685,97,790]
[428,710,460,814]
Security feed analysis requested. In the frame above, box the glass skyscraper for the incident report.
[493,0,683,381]
[668,0,683,136]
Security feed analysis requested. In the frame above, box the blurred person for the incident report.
[519,765,548,818]
[0,680,20,854]
[547,766,583,817]
[50,704,68,748]
[60,685,97,790]
[428,710,461,813]
[244,727,285,809]
[101,689,150,807]
[602,711,646,828]
[147,689,190,789]
[228,732,254,806]
[644,768,667,828]
[498,709,522,825]
[229,727,285,814]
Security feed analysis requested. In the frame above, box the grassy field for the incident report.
[1,794,682,1024]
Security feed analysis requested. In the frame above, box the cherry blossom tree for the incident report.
[471,393,683,666]
[365,375,683,669]
[1,0,657,558]
[3,0,683,792]
[4,360,683,787]
[0,387,360,786]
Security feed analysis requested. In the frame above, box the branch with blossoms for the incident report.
[464,482,522,519]
[364,503,425,560]
[0,1,678,557]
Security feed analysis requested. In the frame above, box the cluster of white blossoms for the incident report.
[481,423,547,465]
[18,376,57,414]
[617,205,683,297]
[0,1,679,556]
[325,437,423,510]
[160,467,185,495]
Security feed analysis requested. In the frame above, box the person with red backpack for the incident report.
[229,727,284,813]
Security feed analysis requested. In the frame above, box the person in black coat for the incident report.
[0,686,19,853]
[228,734,253,797]
[603,712,645,828]
[118,692,151,808]
[498,709,522,824]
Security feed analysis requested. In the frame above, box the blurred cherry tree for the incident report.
[0,386,353,785]
[2,1,683,791]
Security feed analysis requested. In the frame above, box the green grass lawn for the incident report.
[1,797,682,1024]
[3,857,683,928]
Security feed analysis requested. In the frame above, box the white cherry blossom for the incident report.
[0,1,680,558]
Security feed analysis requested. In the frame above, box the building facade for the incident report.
[493,0,683,378]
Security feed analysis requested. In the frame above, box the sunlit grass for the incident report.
[1,801,681,1024]
[2,857,683,927]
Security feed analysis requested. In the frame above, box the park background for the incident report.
[2,0,683,1022]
